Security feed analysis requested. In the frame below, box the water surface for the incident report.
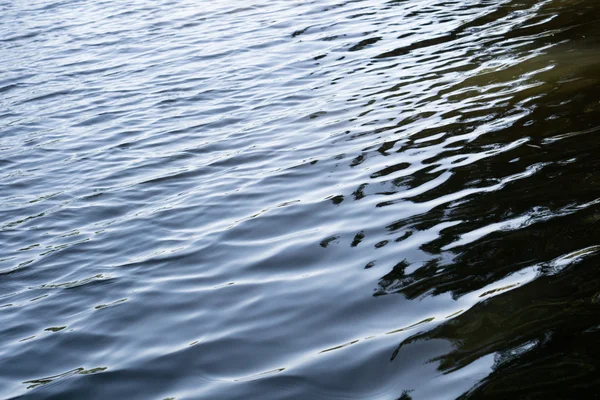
[2,0,600,398]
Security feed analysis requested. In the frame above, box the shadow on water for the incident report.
[364,0,600,396]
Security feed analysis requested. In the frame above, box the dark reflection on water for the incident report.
[1,0,600,398]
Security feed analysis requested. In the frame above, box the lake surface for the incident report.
[2,0,600,398]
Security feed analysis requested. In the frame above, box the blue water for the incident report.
[2,0,600,398]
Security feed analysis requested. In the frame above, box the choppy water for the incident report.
[2,0,600,398]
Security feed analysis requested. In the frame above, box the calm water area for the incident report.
[2,0,600,398]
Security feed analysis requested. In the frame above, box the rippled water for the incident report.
[2,0,600,398]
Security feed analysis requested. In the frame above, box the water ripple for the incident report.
[2,0,600,398]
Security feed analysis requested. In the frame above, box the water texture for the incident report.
[1,0,600,398]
